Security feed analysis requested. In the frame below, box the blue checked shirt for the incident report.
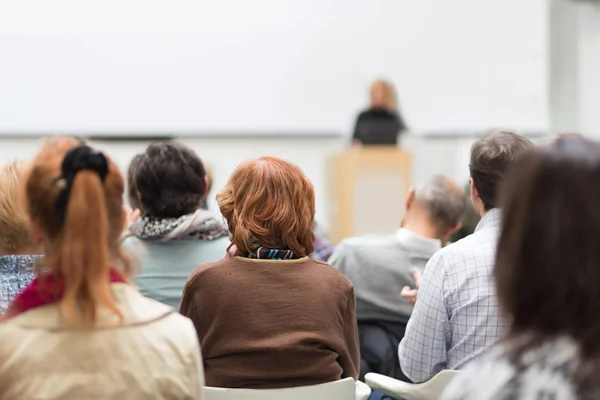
[398,209,506,383]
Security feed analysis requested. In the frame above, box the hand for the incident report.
[401,268,422,305]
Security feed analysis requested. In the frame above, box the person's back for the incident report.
[0,283,202,399]
[180,157,359,389]
[127,234,229,309]
[399,131,533,383]
[182,256,357,388]
[0,138,204,399]
[127,142,229,308]
[443,137,600,400]
[332,234,435,324]
[330,175,465,381]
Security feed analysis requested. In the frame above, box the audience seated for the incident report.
[329,175,466,381]
[124,142,229,308]
[443,137,600,399]
[399,131,533,382]
[179,156,360,389]
[0,138,203,399]
[0,161,42,314]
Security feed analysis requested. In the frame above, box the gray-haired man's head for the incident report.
[404,175,467,241]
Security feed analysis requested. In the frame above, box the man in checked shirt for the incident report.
[398,130,533,383]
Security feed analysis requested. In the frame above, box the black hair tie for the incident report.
[55,145,109,227]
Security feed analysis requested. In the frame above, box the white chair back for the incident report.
[365,370,460,400]
[203,377,355,400]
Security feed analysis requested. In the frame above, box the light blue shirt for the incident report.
[125,236,230,309]
[398,209,506,383]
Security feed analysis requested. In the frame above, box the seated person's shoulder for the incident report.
[337,234,396,254]
[307,258,354,290]
[185,258,229,287]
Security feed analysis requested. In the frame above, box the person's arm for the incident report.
[339,287,360,380]
[398,251,450,383]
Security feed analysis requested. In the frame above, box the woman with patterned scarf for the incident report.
[123,142,229,309]
[179,156,360,389]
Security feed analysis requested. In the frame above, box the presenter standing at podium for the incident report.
[352,80,407,146]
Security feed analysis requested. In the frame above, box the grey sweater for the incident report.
[329,229,441,323]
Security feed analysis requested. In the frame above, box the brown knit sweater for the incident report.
[179,256,360,389]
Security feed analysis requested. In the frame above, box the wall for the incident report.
[0,0,548,134]
[549,0,600,137]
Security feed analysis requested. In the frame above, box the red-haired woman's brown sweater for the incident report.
[179,256,360,389]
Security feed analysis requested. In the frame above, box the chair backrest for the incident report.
[365,370,461,400]
[418,370,460,399]
[203,378,356,400]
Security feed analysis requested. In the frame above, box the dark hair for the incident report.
[469,131,533,210]
[496,137,600,368]
[134,142,206,218]
[126,153,143,211]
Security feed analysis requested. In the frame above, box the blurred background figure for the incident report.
[0,138,204,400]
[352,80,407,147]
[444,137,600,399]
[0,161,42,315]
[329,175,465,382]
[125,142,229,309]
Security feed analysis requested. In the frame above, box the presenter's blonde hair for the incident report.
[370,79,397,111]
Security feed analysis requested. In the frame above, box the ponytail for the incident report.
[58,170,122,325]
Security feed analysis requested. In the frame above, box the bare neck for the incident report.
[402,215,440,241]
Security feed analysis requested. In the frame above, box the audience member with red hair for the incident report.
[180,156,360,389]
[0,138,204,400]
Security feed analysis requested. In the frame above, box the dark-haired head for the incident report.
[469,131,533,213]
[126,154,143,211]
[496,137,600,362]
[134,142,206,218]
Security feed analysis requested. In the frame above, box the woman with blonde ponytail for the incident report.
[0,138,204,400]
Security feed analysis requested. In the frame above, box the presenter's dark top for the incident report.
[352,108,407,146]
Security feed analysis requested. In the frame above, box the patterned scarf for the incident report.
[132,209,229,242]
[225,244,300,260]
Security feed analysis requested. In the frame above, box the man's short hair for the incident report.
[469,131,533,211]
[415,175,466,234]
[134,142,206,218]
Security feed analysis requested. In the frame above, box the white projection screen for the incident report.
[0,0,548,136]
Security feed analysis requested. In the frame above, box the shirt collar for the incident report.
[396,228,442,256]
[475,208,502,232]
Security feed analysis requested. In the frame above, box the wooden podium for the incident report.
[326,147,412,244]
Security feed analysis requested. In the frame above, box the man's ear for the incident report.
[203,176,209,197]
[405,188,416,210]
[469,178,478,201]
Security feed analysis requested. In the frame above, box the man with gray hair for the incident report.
[328,175,466,381]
